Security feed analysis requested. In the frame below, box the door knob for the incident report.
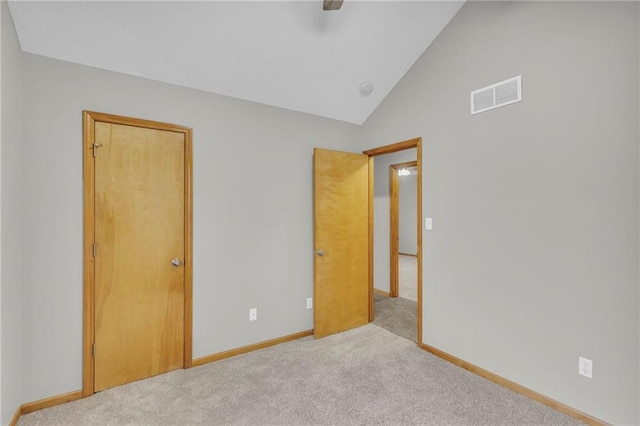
[171,258,182,267]
[316,250,326,257]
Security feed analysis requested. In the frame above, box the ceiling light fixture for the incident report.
[323,0,343,11]
[398,169,411,177]
[359,81,374,97]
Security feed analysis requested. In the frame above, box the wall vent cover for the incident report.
[471,75,521,115]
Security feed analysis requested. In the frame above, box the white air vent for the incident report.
[471,76,522,115]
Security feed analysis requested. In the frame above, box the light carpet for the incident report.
[20,325,582,425]
[373,293,417,343]
[398,254,417,302]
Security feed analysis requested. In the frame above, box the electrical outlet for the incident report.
[306,298,313,309]
[578,357,592,378]
[249,308,257,321]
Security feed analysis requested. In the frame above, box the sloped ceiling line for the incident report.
[8,1,464,125]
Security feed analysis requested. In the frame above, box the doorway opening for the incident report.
[363,138,422,345]
[390,161,418,301]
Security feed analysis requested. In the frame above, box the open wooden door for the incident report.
[313,148,369,338]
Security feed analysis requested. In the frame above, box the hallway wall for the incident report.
[372,149,416,293]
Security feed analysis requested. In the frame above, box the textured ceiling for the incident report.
[8,1,464,124]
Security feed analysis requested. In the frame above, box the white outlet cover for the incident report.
[249,308,257,321]
[425,217,432,230]
[578,356,592,378]
[306,298,313,309]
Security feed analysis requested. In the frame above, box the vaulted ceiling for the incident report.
[8,1,464,124]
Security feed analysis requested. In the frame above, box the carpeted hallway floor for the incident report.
[398,254,417,302]
[19,325,582,425]
[373,292,417,343]
[373,254,418,342]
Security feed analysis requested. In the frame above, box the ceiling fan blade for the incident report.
[323,0,343,11]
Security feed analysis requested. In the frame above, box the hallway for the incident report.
[373,255,417,342]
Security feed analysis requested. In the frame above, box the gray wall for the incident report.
[1,1,23,424]
[372,149,416,293]
[359,2,639,424]
[19,53,360,403]
[398,172,417,255]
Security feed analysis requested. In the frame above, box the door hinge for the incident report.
[92,243,97,257]
[92,143,103,157]
[92,343,95,358]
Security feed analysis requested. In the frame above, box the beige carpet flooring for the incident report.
[373,254,418,342]
[373,293,417,343]
[19,325,582,426]
[398,254,417,302]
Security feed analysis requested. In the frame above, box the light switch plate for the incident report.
[425,217,432,230]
